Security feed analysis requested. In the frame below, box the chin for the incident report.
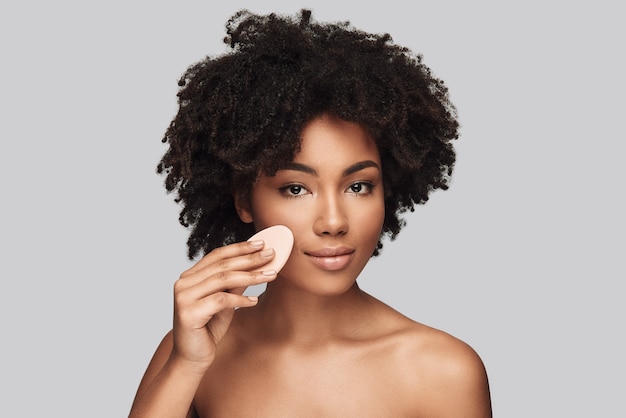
[278,262,365,297]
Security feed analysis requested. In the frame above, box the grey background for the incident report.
[1,1,623,417]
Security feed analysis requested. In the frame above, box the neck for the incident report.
[253,281,375,345]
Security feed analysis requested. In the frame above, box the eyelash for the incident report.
[347,181,375,195]
[279,181,375,198]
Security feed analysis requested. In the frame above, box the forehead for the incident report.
[294,115,380,166]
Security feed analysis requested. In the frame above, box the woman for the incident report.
[130,9,492,417]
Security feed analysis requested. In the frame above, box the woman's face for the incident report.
[236,115,385,295]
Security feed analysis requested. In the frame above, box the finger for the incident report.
[178,270,276,304]
[183,239,266,276]
[177,291,259,329]
[229,286,247,296]
[179,248,276,289]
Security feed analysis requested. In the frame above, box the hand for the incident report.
[169,239,276,371]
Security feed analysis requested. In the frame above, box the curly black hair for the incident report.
[157,9,459,260]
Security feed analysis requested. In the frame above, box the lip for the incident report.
[305,247,355,271]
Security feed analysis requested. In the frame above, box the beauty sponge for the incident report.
[247,225,294,272]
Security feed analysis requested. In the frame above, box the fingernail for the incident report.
[249,240,264,248]
[247,296,258,302]
[262,270,277,276]
[260,248,274,257]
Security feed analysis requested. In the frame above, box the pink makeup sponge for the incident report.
[247,225,294,273]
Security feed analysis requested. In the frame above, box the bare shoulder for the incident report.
[389,317,492,417]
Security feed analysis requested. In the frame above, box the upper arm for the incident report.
[131,330,200,418]
[132,330,175,402]
[424,340,492,418]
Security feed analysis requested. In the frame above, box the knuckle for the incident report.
[214,270,229,283]
[216,258,231,271]
[173,287,189,306]
[212,292,229,306]
[173,278,186,292]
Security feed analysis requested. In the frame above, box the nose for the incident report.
[313,192,349,236]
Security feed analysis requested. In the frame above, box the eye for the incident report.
[280,184,309,197]
[346,181,374,195]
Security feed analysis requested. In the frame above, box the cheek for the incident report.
[349,198,385,237]
[364,202,385,236]
[249,198,303,231]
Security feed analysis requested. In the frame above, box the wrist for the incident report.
[167,351,212,376]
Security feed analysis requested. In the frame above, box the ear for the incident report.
[234,193,254,224]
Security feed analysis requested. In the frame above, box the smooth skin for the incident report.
[129,114,492,417]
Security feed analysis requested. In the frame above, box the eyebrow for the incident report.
[281,160,381,177]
